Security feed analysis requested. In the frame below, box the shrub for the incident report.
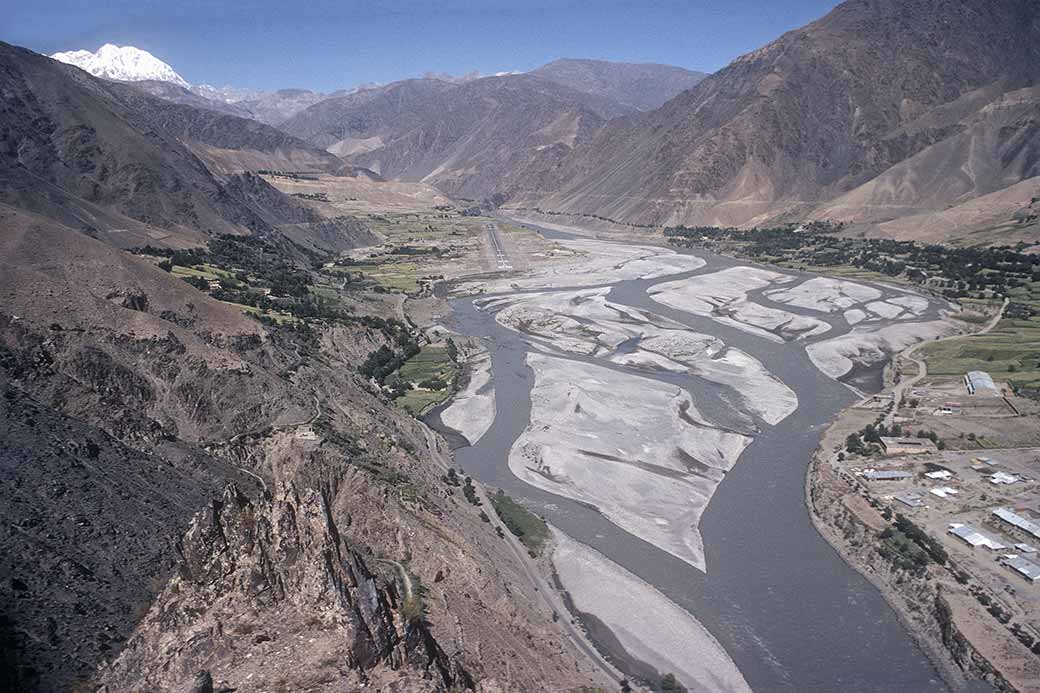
[490,490,550,556]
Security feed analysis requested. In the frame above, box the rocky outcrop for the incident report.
[280,74,618,201]
[99,484,471,692]
[521,0,1040,238]
[0,376,243,692]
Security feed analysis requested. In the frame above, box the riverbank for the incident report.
[805,358,1040,691]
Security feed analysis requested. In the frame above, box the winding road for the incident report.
[883,297,1008,427]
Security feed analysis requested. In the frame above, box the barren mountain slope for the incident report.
[0,43,352,248]
[807,86,1040,234]
[281,74,624,200]
[0,204,611,692]
[518,0,1040,231]
[532,58,706,112]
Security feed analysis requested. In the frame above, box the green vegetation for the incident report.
[660,673,688,692]
[462,476,481,506]
[878,515,948,573]
[666,224,1040,306]
[392,345,459,415]
[359,333,421,384]
[320,209,489,296]
[666,224,1040,397]
[137,234,369,325]
[919,317,1040,396]
[490,490,550,556]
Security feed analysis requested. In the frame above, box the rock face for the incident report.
[0,377,244,692]
[99,485,470,692]
[518,0,1040,239]
[0,42,352,249]
[280,74,622,200]
[0,202,612,692]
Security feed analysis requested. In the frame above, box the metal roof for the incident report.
[864,470,913,480]
[1006,555,1040,582]
[993,507,1040,540]
[895,493,924,507]
[948,524,1006,550]
[965,370,996,392]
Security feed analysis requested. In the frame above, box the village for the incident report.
[817,354,1040,685]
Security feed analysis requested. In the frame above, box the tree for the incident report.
[846,433,865,455]
[661,673,687,692]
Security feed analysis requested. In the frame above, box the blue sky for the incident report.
[5,0,841,92]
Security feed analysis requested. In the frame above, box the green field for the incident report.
[332,260,423,293]
[1007,280,1040,310]
[773,260,914,287]
[490,490,550,556]
[220,301,299,324]
[919,317,1040,391]
[171,263,245,286]
[394,346,458,415]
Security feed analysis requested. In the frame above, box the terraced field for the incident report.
[920,317,1040,391]
[393,346,458,415]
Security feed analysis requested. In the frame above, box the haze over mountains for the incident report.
[43,1,1040,247]
[3,0,1040,690]
[521,0,1040,243]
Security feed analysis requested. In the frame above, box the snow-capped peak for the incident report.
[50,44,189,88]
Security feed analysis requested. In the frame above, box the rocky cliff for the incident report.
[0,203,612,692]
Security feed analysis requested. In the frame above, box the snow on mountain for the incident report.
[191,83,263,104]
[50,44,189,87]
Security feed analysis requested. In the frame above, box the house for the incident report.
[988,472,1019,485]
[880,437,937,456]
[863,470,912,481]
[929,487,958,499]
[992,508,1040,542]
[895,492,924,508]
[948,524,1006,550]
[1002,555,1040,583]
[964,370,997,395]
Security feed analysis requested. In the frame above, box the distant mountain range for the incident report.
[51,44,189,87]
[2,41,363,250]
[49,44,336,125]
[531,58,705,112]
[519,0,1040,243]
[36,0,1040,245]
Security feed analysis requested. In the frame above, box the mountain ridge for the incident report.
[512,0,1040,242]
[51,44,189,87]
[531,57,706,111]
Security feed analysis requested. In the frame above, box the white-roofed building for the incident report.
[992,507,1040,542]
[1003,555,1040,583]
[964,370,997,395]
[948,523,1006,550]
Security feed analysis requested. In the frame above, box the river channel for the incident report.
[438,223,950,692]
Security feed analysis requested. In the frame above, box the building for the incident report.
[988,472,1019,485]
[964,370,997,395]
[1003,555,1040,583]
[863,469,912,481]
[992,507,1040,542]
[948,524,1006,550]
[880,437,938,456]
[925,470,953,480]
[895,492,924,508]
[929,487,958,499]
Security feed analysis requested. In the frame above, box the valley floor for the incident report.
[424,214,982,691]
